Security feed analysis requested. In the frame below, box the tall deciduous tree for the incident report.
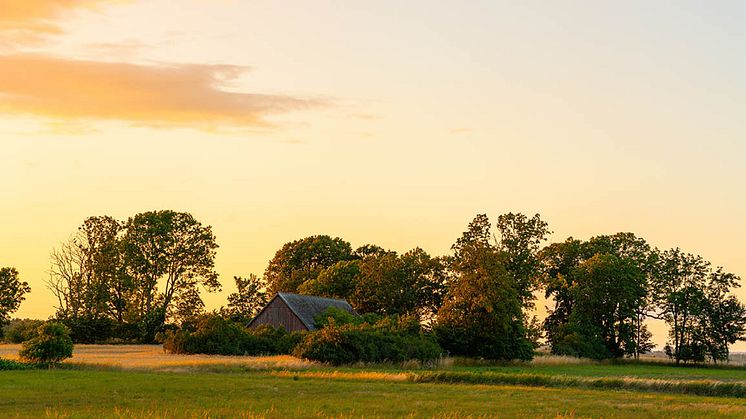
[47,216,126,322]
[123,210,220,330]
[300,248,446,321]
[435,215,533,360]
[541,233,656,358]
[651,248,710,363]
[696,268,746,362]
[495,212,551,309]
[557,254,648,359]
[0,267,30,328]
[264,235,353,294]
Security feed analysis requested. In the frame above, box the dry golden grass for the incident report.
[0,344,314,371]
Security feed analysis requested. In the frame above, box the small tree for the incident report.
[0,268,31,330]
[222,275,269,323]
[19,322,74,364]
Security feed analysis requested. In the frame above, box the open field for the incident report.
[3,369,746,418]
[3,344,746,417]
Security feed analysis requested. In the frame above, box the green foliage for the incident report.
[2,319,44,343]
[0,358,34,370]
[0,267,31,328]
[293,318,442,365]
[652,249,746,364]
[541,233,656,359]
[161,315,302,356]
[554,254,647,359]
[352,248,446,319]
[435,215,534,361]
[47,216,126,323]
[59,316,116,344]
[314,307,364,329]
[265,235,354,294]
[495,212,551,308]
[19,322,74,363]
[222,274,269,323]
[124,210,221,327]
[47,211,221,343]
[300,260,361,301]
[301,248,447,321]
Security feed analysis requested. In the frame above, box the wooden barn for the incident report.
[247,292,356,332]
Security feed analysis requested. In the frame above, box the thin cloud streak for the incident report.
[0,54,321,130]
[0,0,121,44]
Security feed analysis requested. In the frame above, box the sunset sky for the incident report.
[2,1,745,349]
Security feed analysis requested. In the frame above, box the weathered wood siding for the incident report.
[248,297,308,331]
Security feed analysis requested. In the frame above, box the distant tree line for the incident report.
[3,209,745,364]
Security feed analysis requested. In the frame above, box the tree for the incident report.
[690,268,746,363]
[651,248,710,363]
[123,210,220,334]
[555,254,648,359]
[495,212,551,309]
[0,267,30,328]
[540,233,657,358]
[47,216,127,323]
[539,238,586,351]
[19,322,74,364]
[223,274,269,323]
[435,215,533,360]
[265,235,353,294]
[299,260,361,300]
[353,248,446,320]
[300,248,447,322]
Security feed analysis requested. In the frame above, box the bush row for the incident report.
[293,322,442,365]
[162,310,444,365]
[161,316,302,356]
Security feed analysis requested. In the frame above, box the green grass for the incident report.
[450,362,746,382]
[1,369,746,418]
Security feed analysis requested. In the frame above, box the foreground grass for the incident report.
[2,369,746,418]
[449,361,746,382]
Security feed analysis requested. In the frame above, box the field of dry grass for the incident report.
[0,344,314,372]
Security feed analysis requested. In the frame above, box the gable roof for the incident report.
[275,292,355,331]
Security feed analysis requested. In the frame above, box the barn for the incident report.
[247,292,356,332]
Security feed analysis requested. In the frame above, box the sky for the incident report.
[2,0,745,349]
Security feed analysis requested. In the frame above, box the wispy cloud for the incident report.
[0,0,120,44]
[0,54,319,130]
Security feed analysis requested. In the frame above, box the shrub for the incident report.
[19,322,74,363]
[59,316,116,344]
[2,319,44,343]
[162,315,303,356]
[293,319,442,365]
[0,358,33,370]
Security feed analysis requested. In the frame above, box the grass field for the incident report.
[2,344,746,418]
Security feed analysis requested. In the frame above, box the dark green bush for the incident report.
[293,319,442,365]
[162,315,303,356]
[59,316,116,344]
[19,322,74,363]
[2,319,44,343]
[0,358,33,370]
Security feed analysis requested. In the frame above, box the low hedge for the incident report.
[293,320,443,366]
[162,316,302,356]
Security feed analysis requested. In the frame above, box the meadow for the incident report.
[2,345,746,417]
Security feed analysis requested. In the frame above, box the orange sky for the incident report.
[2,0,745,350]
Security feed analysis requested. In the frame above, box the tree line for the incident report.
[2,209,745,363]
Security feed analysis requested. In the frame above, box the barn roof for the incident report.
[276,292,355,331]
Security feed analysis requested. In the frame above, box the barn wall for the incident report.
[249,297,308,331]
